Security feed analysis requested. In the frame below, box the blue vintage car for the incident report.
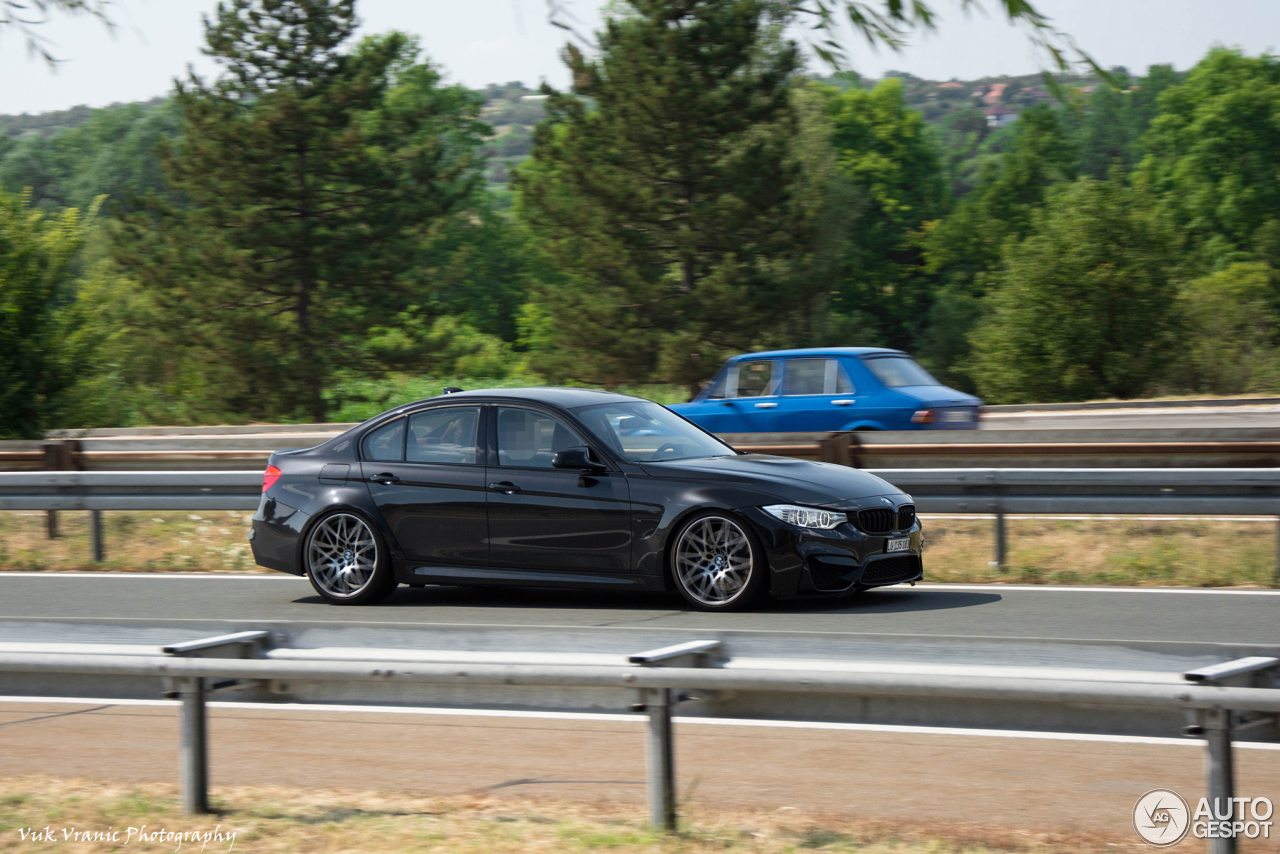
[670,348,983,432]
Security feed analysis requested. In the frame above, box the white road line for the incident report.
[0,572,1275,597]
[920,583,1280,595]
[920,514,1276,522]
[1,695,1276,750]
[0,572,299,579]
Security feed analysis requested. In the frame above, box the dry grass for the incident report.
[0,511,1276,587]
[0,776,1152,853]
[920,516,1278,587]
[0,511,262,573]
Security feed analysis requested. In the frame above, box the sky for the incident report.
[3,0,1278,115]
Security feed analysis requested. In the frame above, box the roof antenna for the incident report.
[442,387,464,395]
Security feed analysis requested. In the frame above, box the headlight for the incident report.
[763,504,847,530]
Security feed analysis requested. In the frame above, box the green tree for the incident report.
[0,99,183,213]
[968,176,1180,403]
[1174,262,1280,395]
[1077,64,1177,179]
[516,0,808,394]
[1140,49,1280,266]
[0,188,99,438]
[823,77,944,349]
[917,104,1076,387]
[116,0,487,422]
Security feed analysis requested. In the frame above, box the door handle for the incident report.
[370,472,400,485]
[753,402,777,409]
[831,399,855,406]
[489,482,521,494]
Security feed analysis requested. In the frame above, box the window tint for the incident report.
[781,359,855,396]
[735,360,775,397]
[497,408,584,469]
[406,407,481,465]
[863,356,939,388]
[362,418,405,462]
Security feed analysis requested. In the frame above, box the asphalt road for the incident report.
[0,573,1277,648]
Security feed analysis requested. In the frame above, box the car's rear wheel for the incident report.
[670,512,766,611]
[304,511,397,605]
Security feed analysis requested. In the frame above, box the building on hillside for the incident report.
[982,83,1008,105]
[983,105,1018,127]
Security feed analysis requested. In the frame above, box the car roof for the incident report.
[727,347,907,360]
[395,387,646,411]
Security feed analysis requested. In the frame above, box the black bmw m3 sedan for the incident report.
[249,388,923,610]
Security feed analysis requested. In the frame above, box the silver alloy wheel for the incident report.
[306,513,378,599]
[674,515,754,606]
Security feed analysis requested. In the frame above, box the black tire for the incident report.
[669,511,768,612]
[302,510,398,605]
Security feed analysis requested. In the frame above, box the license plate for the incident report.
[941,409,970,422]
[886,537,911,552]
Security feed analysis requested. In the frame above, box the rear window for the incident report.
[362,418,405,461]
[863,356,939,388]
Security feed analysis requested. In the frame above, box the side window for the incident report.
[782,359,827,395]
[362,418,405,462]
[497,407,585,469]
[735,360,775,397]
[704,369,729,400]
[406,407,481,465]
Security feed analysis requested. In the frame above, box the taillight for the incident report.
[911,409,936,424]
[262,465,282,492]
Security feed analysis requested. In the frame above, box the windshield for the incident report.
[574,401,736,463]
[863,356,940,388]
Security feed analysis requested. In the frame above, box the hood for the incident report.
[889,385,983,407]
[641,454,905,507]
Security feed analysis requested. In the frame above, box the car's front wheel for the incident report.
[670,512,767,611]
[304,511,397,605]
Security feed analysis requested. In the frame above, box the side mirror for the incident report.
[552,446,606,472]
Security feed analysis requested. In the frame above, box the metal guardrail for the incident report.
[5,468,1280,513]
[0,635,1275,851]
[3,468,1280,580]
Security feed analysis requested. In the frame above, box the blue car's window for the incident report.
[406,407,481,465]
[735,360,776,397]
[497,407,584,469]
[863,356,939,388]
[362,418,405,462]
[704,370,729,400]
[782,359,854,396]
[575,401,736,462]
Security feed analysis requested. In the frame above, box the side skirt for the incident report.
[393,562,666,592]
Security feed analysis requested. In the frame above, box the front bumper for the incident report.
[740,506,924,597]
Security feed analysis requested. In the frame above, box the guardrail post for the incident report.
[991,512,1007,568]
[90,511,104,562]
[644,687,676,831]
[1202,709,1235,854]
[39,439,79,539]
[180,677,209,814]
[628,640,721,832]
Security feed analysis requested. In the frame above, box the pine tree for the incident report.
[116,0,486,421]
[516,0,808,394]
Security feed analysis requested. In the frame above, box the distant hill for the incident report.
[0,69,1110,202]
